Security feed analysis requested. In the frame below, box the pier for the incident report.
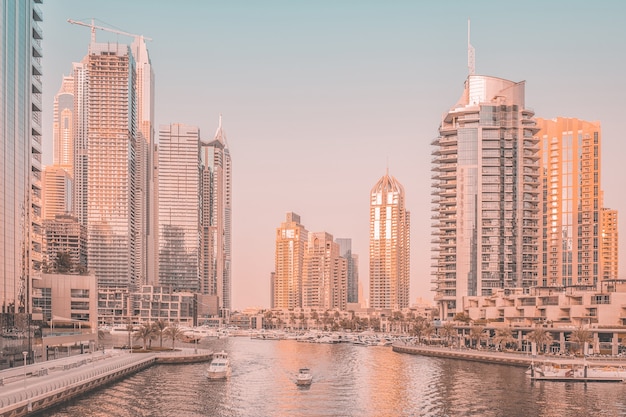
[0,348,212,417]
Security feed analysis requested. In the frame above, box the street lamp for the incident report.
[22,351,27,390]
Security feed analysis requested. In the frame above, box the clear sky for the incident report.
[41,1,626,310]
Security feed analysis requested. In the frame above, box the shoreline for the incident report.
[392,343,626,368]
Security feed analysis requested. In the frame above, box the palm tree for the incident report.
[164,324,184,350]
[568,327,593,355]
[493,327,516,351]
[453,312,472,325]
[439,321,457,346]
[413,317,434,343]
[526,327,553,354]
[153,319,168,348]
[469,325,486,349]
[125,320,135,349]
[134,322,155,350]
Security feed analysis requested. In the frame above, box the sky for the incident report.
[41,1,626,310]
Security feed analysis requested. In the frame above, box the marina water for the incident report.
[35,336,626,417]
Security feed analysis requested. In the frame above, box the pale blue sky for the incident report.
[42,1,626,309]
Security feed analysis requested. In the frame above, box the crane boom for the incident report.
[67,19,152,43]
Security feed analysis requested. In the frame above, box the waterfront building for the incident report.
[42,214,87,274]
[33,272,97,332]
[536,117,605,288]
[136,286,195,326]
[303,232,347,311]
[369,172,410,310]
[274,213,308,309]
[158,124,201,292]
[200,118,232,317]
[601,208,619,281]
[336,238,359,304]
[42,166,73,220]
[0,0,43,322]
[431,75,540,320]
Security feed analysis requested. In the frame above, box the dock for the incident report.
[0,348,212,417]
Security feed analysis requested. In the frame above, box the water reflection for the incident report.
[36,337,626,417]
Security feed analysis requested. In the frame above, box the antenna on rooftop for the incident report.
[468,18,475,76]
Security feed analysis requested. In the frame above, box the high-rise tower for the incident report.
[200,117,232,316]
[431,75,540,319]
[536,117,603,288]
[158,124,201,292]
[274,213,308,309]
[336,238,359,304]
[0,0,43,317]
[369,172,410,310]
[73,41,140,291]
[303,232,347,311]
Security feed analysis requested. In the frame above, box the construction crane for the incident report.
[67,18,152,44]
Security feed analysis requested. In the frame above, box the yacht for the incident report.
[206,351,231,379]
[296,367,313,386]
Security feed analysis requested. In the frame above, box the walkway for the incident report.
[0,348,211,417]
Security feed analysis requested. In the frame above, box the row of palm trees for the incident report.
[429,322,595,355]
[113,320,188,352]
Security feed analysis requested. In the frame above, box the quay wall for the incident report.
[0,350,212,417]
[393,344,537,367]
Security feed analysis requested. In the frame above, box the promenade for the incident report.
[392,343,626,368]
[0,348,212,417]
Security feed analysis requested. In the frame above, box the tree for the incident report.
[413,317,434,343]
[56,251,73,273]
[153,319,168,348]
[125,321,135,349]
[134,322,155,350]
[526,327,553,354]
[164,324,184,350]
[568,327,593,355]
[469,325,486,349]
[453,313,472,324]
[493,327,516,351]
[439,322,457,346]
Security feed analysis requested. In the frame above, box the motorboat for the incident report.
[528,360,626,382]
[296,367,313,386]
[206,351,231,379]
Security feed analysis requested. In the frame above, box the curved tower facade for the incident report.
[431,75,540,320]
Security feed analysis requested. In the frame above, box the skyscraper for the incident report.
[0,0,43,317]
[369,172,410,310]
[200,118,232,316]
[536,117,603,287]
[42,166,72,219]
[52,75,74,169]
[303,232,347,311]
[158,124,201,292]
[73,40,141,291]
[274,213,308,309]
[336,238,359,304]
[431,75,540,319]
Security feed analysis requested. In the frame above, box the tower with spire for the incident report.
[369,171,410,310]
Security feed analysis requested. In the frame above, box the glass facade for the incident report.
[0,0,43,318]
[431,75,540,319]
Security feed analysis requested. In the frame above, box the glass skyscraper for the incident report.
[431,75,540,320]
[0,0,43,317]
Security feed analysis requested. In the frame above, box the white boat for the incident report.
[528,361,626,382]
[296,367,313,386]
[206,351,231,379]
